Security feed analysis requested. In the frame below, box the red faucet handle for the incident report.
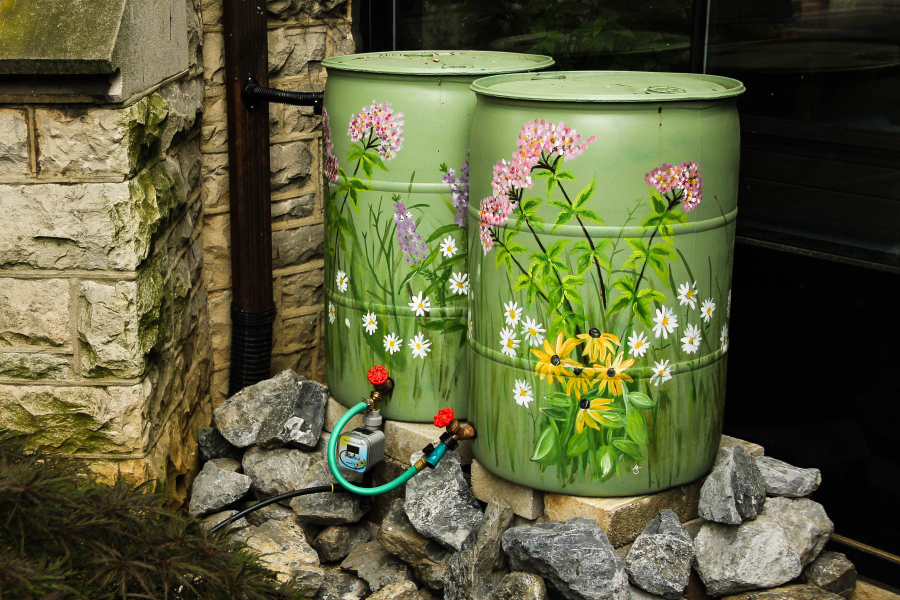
[433,407,455,428]
[367,365,390,387]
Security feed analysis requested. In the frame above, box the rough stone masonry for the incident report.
[0,0,353,495]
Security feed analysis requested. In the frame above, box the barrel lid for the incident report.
[470,71,745,102]
[322,50,554,76]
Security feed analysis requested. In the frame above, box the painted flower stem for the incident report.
[494,234,550,304]
[331,132,378,284]
[538,159,608,311]
[633,195,681,295]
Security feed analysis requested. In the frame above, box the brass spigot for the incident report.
[433,408,477,441]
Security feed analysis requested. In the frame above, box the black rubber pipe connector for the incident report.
[242,76,324,115]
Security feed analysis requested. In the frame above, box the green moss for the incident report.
[124,92,169,172]
[136,253,167,355]
[0,392,116,454]
[0,354,67,380]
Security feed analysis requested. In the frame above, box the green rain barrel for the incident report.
[467,71,744,495]
[322,51,554,422]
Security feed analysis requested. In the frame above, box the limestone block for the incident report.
[200,0,222,26]
[157,71,203,153]
[207,289,232,368]
[79,267,164,378]
[202,212,231,291]
[277,312,318,351]
[720,435,764,458]
[270,140,312,191]
[200,151,229,208]
[326,18,356,57]
[471,459,544,520]
[852,581,900,600]
[272,223,324,269]
[0,278,71,347]
[202,95,228,150]
[202,31,225,85]
[0,353,70,379]
[35,108,129,177]
[272,193,316,222]
[0,182,143,270]
[544,480,703,549]
[280,267,324,310]
[0,109,29,175]
[0,379,151,454]
[268,27,326,78]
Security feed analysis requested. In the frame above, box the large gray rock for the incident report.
[368,581,420,600]
[699,446,767,525]
[628,585,666,599]
[199,510,250,534]
[404,451,484,551]
[242,446,314,501]
[486,572,548,600]
[244,500,298,526]
[313,525,371,563]
[289,456,367,524]
[502,518,629,600]
[445,498,515,600]
[802,551,856,599]
[341,541,414,592]
[624,510,693,599]
[214,370,327,449]
[756,456,821,498]
[761,496,833,567]
[314,566,370,600]
[208,457,242,472]
[198,427,242,461]
[694,516,802,596]
[242,519,325,590]
[188,461,252,517]
[378,499,451,590]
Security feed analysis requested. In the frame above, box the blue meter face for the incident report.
[338,435,369,472]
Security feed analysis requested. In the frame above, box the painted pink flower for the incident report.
[348,101,404,160]
[492,159,515,196]
[479,224,495,254]
[644,161,703,211]
[644,163,680,194]
[478,194,517,254]
[322,106,339,182]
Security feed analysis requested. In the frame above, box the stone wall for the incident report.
[0,0,210,499]
[200,0,353,405]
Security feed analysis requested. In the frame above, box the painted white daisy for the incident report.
[327,302,336,324]
[700,298,716,322]
[499,327,519,358]
[440,235,457,258]
[336,270,349,293]
[727,289,732,317]
[720,324,729,352]
[408,292,431,317]
[448,272,469,296]
[409,332,432,359]
[650,359,672,386]
[344,318,350,328]
[677,281,699,310]
[503,300,522,327]
[512,379,534,407]
[521,316,546,347]
[383,332,403,354]
[652,306,678,339]
[627,330,650,357]
[362,311,378,335]
[681,323,701,354]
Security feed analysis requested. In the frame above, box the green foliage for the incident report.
[0,432,307,600]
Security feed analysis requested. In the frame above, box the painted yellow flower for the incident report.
[565,365,598,400]
[593,352,635,396]
[575,396,616,433]
[576,329,620,363]
[531,332,582,385]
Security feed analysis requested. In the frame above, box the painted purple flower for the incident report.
[394,200,427,264]
[443,152,470,227]
[322,106,339,182]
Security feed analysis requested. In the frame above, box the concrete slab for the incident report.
[471,459,544,520]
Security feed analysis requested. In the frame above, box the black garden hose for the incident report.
[210,483,345,533]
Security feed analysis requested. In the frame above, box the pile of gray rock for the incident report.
[188,371,856,600]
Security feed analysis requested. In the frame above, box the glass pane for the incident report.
[361,0,696,72]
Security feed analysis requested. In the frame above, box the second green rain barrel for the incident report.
[322,51,554,422]
[467,71,744,495]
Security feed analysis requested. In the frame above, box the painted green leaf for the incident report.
[651,191,666,215]
[598,411,626,428]
[566,431,591,458]
[612,438,644,460]
[547,393,572,407]
[539,406,568,422]
[426,224,463,244]
[531,427,557,462]
[627,391,656,409]
[626,408,649,446]
[575,176,596,207]
[598,446,616,480]
[557,169,577,181]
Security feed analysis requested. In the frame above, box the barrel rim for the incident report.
[322,50,555,76]
[470,70,746,102]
